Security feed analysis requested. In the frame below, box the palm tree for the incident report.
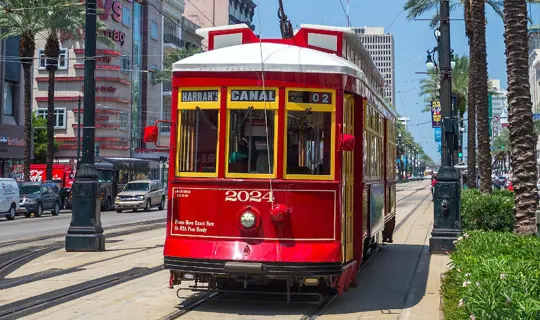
[405,0,507,193]
[40,0,113,181]
[0,0,49,181]
[420,54,469,115]
[503,0,538,235]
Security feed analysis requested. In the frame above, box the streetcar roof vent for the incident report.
[172,42,365,79]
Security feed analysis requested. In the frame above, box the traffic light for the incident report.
[95,142,100,157]
[458,146,463,159]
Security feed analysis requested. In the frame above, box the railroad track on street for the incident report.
[396,186,428,204]
[0,221,166,279]
[0,266,163,320]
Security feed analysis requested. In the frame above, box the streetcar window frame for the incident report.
[175,87,221,178]
[224,87,279,179]
[284,88,336,181]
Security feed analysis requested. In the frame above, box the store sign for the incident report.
[60,29,125,46]
[0,136,24,147]
[82,85,118,93]
[96,116,110,122]
[135,148,168,153]
[96,0,123,22]
[181,90,219,102]
[231,90,276,102]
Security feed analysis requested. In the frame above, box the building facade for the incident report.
[0,36,25,177]
[354,27,395,106]
[32,0,164,168]
[529,49,540,113]
[183,0,256,32]
[488,79,508,141]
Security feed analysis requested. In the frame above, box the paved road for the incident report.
[0,208,166,244]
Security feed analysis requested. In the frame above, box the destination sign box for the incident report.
[288,91,332,104]
[181,90,219,102]
[231,90,276,102]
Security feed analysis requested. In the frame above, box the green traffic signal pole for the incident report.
[65,0,105,252]
[429,0,462,254]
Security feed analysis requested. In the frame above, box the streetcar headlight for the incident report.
[240,211,256,228]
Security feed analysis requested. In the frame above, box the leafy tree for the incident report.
[152,47,203,85]
[33,113,60,164]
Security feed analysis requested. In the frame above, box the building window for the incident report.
[150,20,158,40]
[122,7,131,27]
[36,108,67,129]
[120,112,128,129]
[38,48,68,70]
[121,55,130,71]
[3,82,14,116]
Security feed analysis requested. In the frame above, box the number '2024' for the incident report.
[225,190,275,202]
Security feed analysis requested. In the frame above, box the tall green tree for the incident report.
[503,0,538,235]
[0,0,48,181]
[32,113,59,164]
[152,47,202,85]
[40,0,113,181]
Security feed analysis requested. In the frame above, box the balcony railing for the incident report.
[164,34,182,48]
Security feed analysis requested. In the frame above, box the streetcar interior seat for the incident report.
[255,154,270,174]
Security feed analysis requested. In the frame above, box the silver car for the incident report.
[115,180,166,213]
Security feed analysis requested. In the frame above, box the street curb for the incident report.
[0,217,167,246]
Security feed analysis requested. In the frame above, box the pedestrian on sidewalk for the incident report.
[431,174,437,200]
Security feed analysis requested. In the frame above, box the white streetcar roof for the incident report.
[172,42,366,79]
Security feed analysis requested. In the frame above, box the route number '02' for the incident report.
[224,190,275,203]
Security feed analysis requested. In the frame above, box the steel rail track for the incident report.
[160,292,221,320]
[396,186,428,204]
[0,266,163,320]
[0,221,166,279]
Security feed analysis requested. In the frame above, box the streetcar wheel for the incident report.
[158,197,165,210]
[52,202,60,216]
[5,205,16,220]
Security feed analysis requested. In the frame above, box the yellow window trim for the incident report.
[283,111,336,181]
[224,109,278,179]
[285,88,336,111]
[226,87,279,110]
[175,107,221,178]
[178,87,221,110]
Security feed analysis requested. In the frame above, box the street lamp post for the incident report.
[429,0,462,254]
[65,0,105,252]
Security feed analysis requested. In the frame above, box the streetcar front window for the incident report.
[286,111,332,176]
[177,109,219,175]
[227,109,275,175]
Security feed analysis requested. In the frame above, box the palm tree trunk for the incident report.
[504,0,538,235]
[472,0,492,193]
[22,65,32,182]
[46,69,56,181]
[465,0,477,189]
[19,34,35,182]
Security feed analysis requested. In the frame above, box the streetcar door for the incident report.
[342,94,355,263]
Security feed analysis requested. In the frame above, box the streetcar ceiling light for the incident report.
[240,211,256,228]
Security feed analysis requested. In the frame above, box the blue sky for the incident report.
[252,0,540,164]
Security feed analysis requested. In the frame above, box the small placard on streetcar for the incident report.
[230,90,276,102]
[288,91,332,104]
[181,90,219,102]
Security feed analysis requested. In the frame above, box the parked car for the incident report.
[0,178,19,220]
[114,180,166,213]
[19,182,61,218]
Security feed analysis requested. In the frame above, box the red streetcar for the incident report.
[144,24,398,299]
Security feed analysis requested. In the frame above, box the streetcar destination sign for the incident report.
[181,90,219,102]
[231,90,276,102]
[288,91,332,104]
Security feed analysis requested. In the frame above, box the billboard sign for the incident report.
[431,100,442,128]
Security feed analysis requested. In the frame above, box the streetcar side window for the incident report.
[176,109,219,176]
[285,111,333,177]
[227,109,275,175]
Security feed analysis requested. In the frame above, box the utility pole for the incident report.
[76,96,81,170]
[429,0,461,254]
[65,0,105,251]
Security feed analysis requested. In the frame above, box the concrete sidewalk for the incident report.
[319,197,450,320]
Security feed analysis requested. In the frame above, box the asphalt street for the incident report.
[0,208,166,244]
